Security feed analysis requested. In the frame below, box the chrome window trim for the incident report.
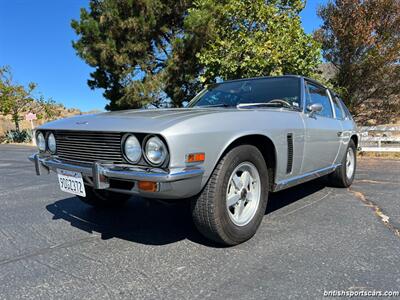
[300,77,307,113]
[326,89,337,119]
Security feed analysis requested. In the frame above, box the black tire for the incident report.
[191,145,269,246]
[77,185,131,208]
[328,139,357,187]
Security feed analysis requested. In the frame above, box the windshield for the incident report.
[189,77,301,108]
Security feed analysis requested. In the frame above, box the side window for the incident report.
[332,95,344,119]
[338,98,353,120]
[305,83,333,118]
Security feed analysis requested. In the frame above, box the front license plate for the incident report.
[57,169,86,197]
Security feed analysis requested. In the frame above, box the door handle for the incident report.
[337,131,343,137]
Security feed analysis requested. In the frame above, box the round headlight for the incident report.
[36,132,46,151]
[48,133,56,153]
[124,135,142,163]
[144,136,167,166]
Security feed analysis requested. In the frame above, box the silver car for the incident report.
[30,75,358,245]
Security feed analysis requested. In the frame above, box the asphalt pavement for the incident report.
[0,144,399,299]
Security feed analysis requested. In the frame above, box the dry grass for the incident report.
[358,152,400,160]
[2,142,36,147]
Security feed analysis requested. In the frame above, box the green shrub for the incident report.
[5,129,33,143]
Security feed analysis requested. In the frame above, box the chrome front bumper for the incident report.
[29,153,204,199]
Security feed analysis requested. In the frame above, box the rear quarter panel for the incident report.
[335,118,358,165]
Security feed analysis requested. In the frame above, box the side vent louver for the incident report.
[286,133,293,174]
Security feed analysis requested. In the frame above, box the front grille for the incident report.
[55,131,124,164]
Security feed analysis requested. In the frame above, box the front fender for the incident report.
[161,110,304,189]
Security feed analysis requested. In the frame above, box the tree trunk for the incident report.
[13,114,20,132]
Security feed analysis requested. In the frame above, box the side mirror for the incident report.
[307,103,323,117]
[182,101,189,108]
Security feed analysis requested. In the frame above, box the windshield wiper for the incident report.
[237,101,299,110]
[236,103,283,108]
[197,103,233,108]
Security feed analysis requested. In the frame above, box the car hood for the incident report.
[38,108,234,133]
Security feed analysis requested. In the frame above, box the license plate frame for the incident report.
[57,169,86,197]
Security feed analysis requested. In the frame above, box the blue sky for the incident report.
[0,0,326,112]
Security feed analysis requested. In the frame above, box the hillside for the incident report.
[0,105,100,136]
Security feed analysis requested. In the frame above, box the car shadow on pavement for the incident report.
[46,179,327,247]
[46,196,214,246]
[266,179,326,214]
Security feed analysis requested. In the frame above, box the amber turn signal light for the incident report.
[138,181,158,192]
[186,152,205,163]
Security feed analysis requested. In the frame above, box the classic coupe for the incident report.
[30,75,358,245]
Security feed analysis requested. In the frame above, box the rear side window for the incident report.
[332,95,344,119]
[337,98,352,120]
[305,82,333,118]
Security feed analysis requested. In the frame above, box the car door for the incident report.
[301,81,342,174]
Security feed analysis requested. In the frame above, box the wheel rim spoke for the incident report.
[234,200,245,219]
[232,174,243,190]
[241,171,251,189]
[246,191,253,201]
[227,194,241,207]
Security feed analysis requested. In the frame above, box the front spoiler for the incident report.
[29,153,204,199]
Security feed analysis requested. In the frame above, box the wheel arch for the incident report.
[216,134,277,189]
[351,134,358,148]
